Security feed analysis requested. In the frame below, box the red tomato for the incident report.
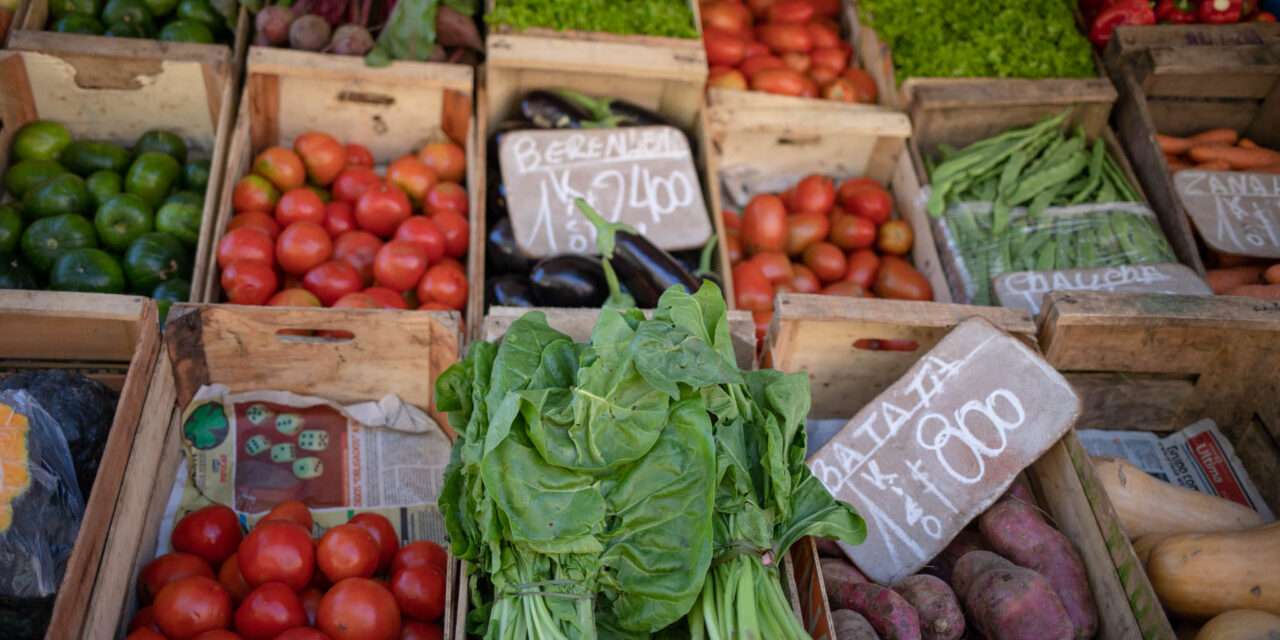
[349,513,400,574]
[829,214,876,251]
[781,52,811,74]
[743,40,769,58]
[193,631,242,640]
[294,131,346,186]
[387,156,438,206]
[808,65,839,87]
[416,260,468,310]
[128,630,168,640]
[254,147,306,192]
[821,280,867,297]
[746,0,774,17]
[752,308,772,343]
[431,210,469,259]
[767,0,813,23]
[701,1,751,33]
[333,231,383,285]
[298,588,324,627]
[346,144,375,168]
[277,222,334,275]
[740,55,786,78]
[810,47,849,73]
[785,212,829,255]
[822,78,858,102]
[219,554,252,604]
[357,184,413,237]
[750,68,812,96]
[303,260,364,307]
[394,217,446,263]
[333,292,380,308]
[790,264,821,293]
[758,23,811,53]
[391,541,448,577]
[234,582,306,640]
[750,251,793,284]
[373,241,429,292]
[222,260,279,306]
[364,287,409,309]
[836,177,878,210]
[708,66,749,91]
[268,288,322,307]
[416,142,465,184]
[844,249,881,288]
[332,167,382,204]
[238,520,315,591]
[140,553,215,603]
[218,227,274,269]
[809,0,840,16]
[793,175,835,214]
[264,500,314,530]
[173,506,243,568]
[725,230,744,264]
[722,210,740,230]
[807,21,841,49]
[424,182,468,217]
[277,628,331,640]
[276,188,326,227]
[154,576,232,639]
[390,567,445,623]
[317,578,401,640]
[227,211,280,240]
[731,260,774,312]
[318,524,381,583]
[130,606,161,632]
[401,621,444,640]
[233,175,280,213]
[877,219,913,255]
[324,201,356,237]
[741,194,787,255]
[418,302,452,311]
[873,256,932,301]
[803,242,846,283]
[844,68,878,104]
[704,29,746,67]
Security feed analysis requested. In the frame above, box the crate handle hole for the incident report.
[275,330,355,343]
[339,91,395,106]
[853,338,918,352]
[778,135,822,146]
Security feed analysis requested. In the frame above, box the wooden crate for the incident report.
[0,44,238,302]
[0,291,160,639]
[1039,291,1280,637]
[198,47,479,307]
[1104,22,1280,72]
[763,292,1168,640]
[1112,43,1280,275]
[84,303,463,637]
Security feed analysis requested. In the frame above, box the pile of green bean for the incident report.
[925,112,1176,305]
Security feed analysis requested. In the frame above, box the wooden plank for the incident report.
[1066,373,1198,432]
[0,291,148,362]
[1105,22,1280,64]
[1133,43,1280,99]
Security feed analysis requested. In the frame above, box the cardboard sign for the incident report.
[806,318,1081,584]
[1177,170,1280,258]
[499,126,712,257]
[993,263,1211,315]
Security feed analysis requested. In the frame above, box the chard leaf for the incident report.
[480,435,604,553]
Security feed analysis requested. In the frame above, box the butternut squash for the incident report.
[1194,610,1280,640]
[1092,457,1264,538]
[1148,523,1280,619]
[1133,533,1173,566]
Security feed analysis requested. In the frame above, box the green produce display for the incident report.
[487,0,697,38]
[44,0,232,43]
[1,121,202,301]
[441,202,864,639]
[858,0,1095,81]
[927,112,1177,305]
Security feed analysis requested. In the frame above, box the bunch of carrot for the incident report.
[1158,128,1280,174]
[1206,258,1280,300]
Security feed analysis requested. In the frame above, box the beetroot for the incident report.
[436,4,481,51]
[327,23,374,55]
[289,14,331,50]
[255,5,294,46]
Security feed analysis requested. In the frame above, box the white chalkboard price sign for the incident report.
[499,125,713,258]
[993,263,1211,315]
[806,318,1081,584]
[1176,170,1280,258]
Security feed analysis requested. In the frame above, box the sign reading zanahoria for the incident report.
[1176,170,1280,258]
[499,125,712,258]
[807,318,1080,584]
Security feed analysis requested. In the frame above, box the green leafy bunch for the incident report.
[486,0,698,38]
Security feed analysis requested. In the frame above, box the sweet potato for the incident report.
[1189,145,1280,170]
[1206,266,1264,294]
[816,537,845,558]
[979,496,1098,640]
[841,582,923,640]
[1225,284,1280,299]
[1266,264,1280,285]
[823,558,869,610]
[964,562,1075,640]
[894,574,964,640]
[1189,128,1240,146]
[832,609,879,640]
[951,550,1010,600]
[1158,134,1193,155]
[928,528,988,583]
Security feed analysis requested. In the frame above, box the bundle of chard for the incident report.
[249,0,481,65]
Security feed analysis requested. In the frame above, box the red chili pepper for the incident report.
[1079,0,1114,20]
[1199,0,1243,22]
[1157,0,1200,21]
[1089,0,1157,49]
[1256,9,1278,19]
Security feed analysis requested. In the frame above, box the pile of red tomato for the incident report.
[726,174,934,336]
[218,133,469,312]
[701,0,878,103]
[127,501,446,640]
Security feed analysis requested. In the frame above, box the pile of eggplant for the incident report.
[485,89,719,310]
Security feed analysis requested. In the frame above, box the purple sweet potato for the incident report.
[927,528,988,583]
[950,550,1010,601]
[816,537,845,558]
[841,582,923,640]
[979,496,1098,639]
[832,609,879,640]
[894,575,964,640]
[964,562,1074,640]
[823,558,869,610]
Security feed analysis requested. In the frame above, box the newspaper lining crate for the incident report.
[0,291,160,639]
[83,303,463,637]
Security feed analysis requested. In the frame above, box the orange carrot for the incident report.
[1239,138,1259,149]
[1206,266,1264,294]
[1225,284,1280,299]
[1194,160,1232,171]
[1266,264,1280,285]
[1169,160,1194,172]
[1188,145,1280,169]
[1189,128,1240,146]
[1213,252,1266,268]
[1254,164,1280,174]
[1157,134,1193,155]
